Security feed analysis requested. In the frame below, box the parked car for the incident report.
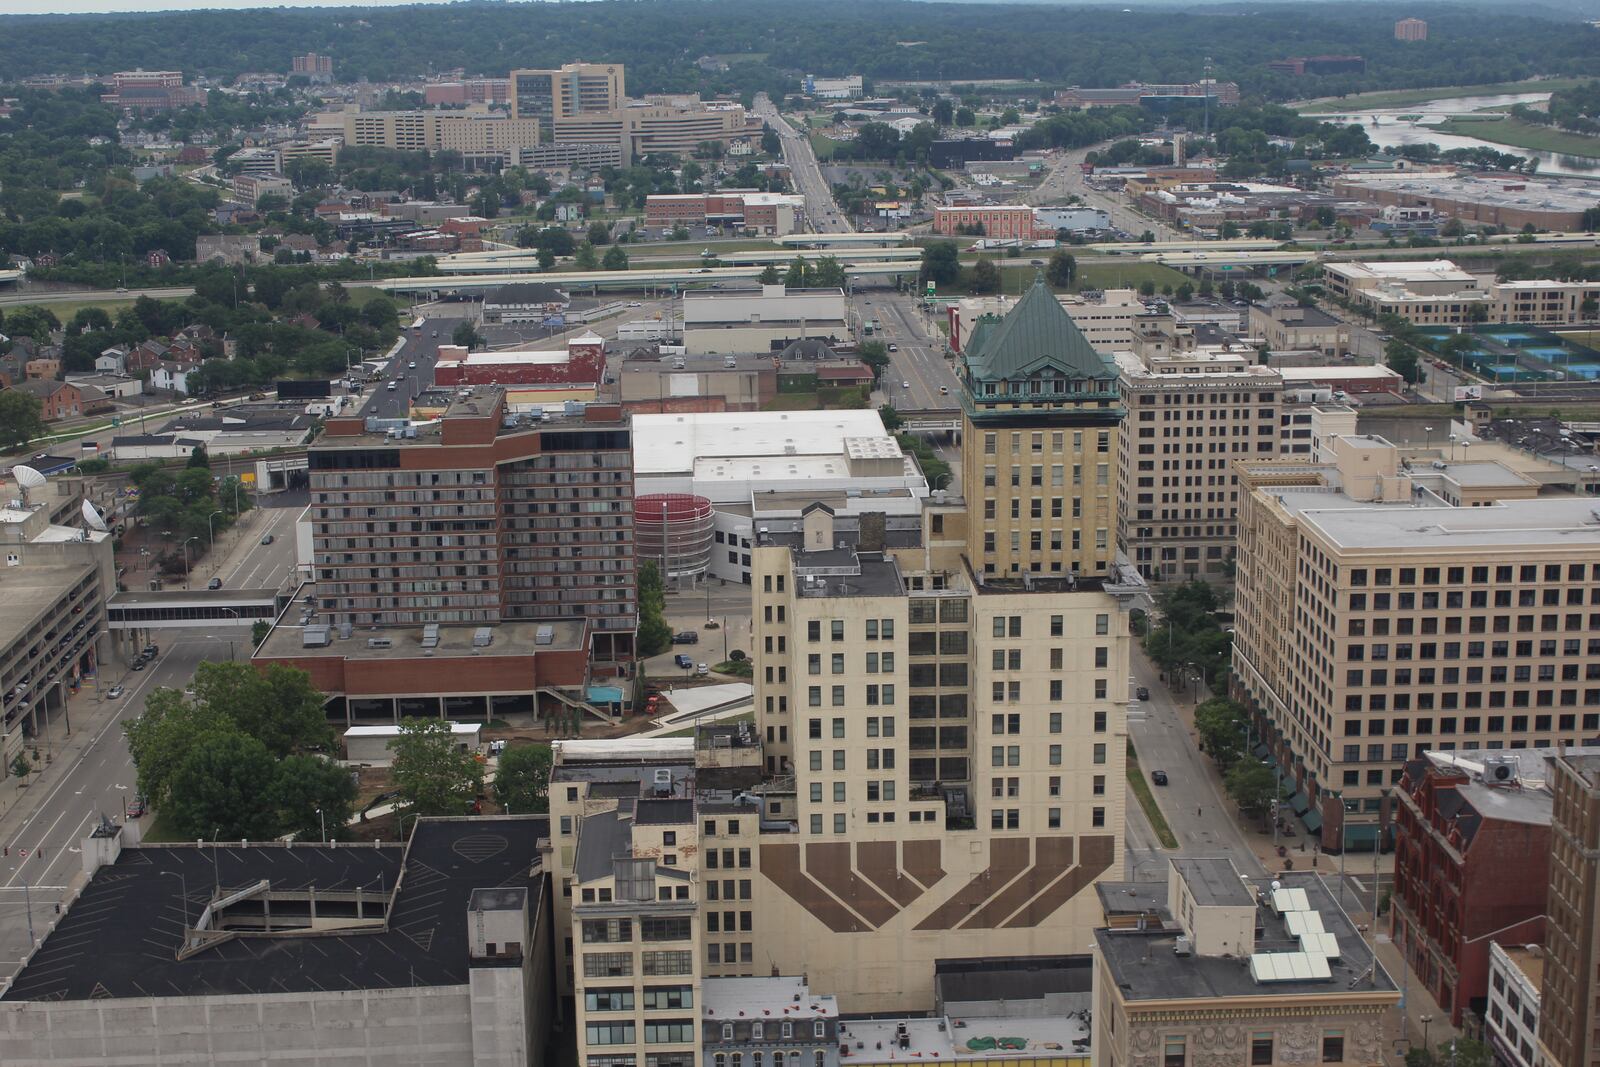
[672,631,699,645]
[107,685,125,699]
[674,653,695,670]
[260,534,274,545]
[207,577,223,590]
[142,644,159,658]
[126,795,147,818]
[1136,686,1150,701]
[130,660,146,671]
[696,663,710,676]
[1150,770,1169,786]
[888,343,898,352]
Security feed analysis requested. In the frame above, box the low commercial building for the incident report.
[616,352,777,413]
[682,285,848,356]
[1092,860,1398,1067]
[1055,80,1240,108]
[0,478,115,780]
[231,172,293,205]
[1392,749,1566,1026]
[1487,942,1547,1067]
[1232,435,1600,854]
[432,333,604,398]
[0,817,554,1067]
[100,70,205,110]
[64,372,142,399]
[481,282,571,324]
[804,74,864,99]
[425,77,511,107]
[1276,363,1403,394]
[1250,299,1351,358]
[644,192,806,235]
[631,409,927,583]
[932,204,1039,240]
[342,104,542,166]
[1320,259,1599,327]
[344,721,481,765]
[1330,174,1599,232]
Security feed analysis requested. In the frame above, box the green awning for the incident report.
[1343,824,1381,845]
[1289,791,1311,815]
[1252,742,1270,758]
[1279,776,1296,798]
[1301,808,1323,834]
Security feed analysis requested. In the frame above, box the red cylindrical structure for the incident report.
[635,493,714,581]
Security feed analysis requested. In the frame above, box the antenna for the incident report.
[81,500,109,532]
[12,464,45,505]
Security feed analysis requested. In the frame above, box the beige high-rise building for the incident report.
[1114,314,1282,581]
[958,276,1125,580]
[1539,752,1600,1067]
[1232,430,1600,853]
[510,62,625,125]
[341,104,540,165]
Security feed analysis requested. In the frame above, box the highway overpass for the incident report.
[775,233,912,247]
[376,261,926,294]
[1140,249,1317,268]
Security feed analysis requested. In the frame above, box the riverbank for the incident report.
[1433,115,1600,160]
[1296,77,1589,113]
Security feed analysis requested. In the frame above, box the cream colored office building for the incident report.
[511,63,626,124]
[1232,430,1600,852]
[1114,317,1283,581]
[341,104,541,165]
[554,104,747,166]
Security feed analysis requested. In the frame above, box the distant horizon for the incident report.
[4,0,553,14]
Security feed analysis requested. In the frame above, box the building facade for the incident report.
[958,277,1124,579]
[1395,18,1429,40]
[1114,326,1283,581]
[1249,299,1351,357]
[553,105,747,167]
[511,63,626,125]
[1232,435,1600,853]
[1391,750,1553,1026]
[933,205,1039,240]
[342,105,541,166]
[1538,752,1600,1067]
[1488,942,1546,1067]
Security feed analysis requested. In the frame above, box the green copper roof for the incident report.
[963,274,1114,383]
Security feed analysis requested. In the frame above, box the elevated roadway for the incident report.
[375,261,925,294]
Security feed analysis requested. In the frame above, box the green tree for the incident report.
[167,731,281,840]
[1139,280,1157,297]
[1175,282,1195,302]
[361,296,399,331]
[954,107,976,127]
[919,241,960,287]
[1194,698,1248,770]
[389,718,485,818]
[1045,250,1076,288]
[0,390,46,452]
[270,754,357,841]
[932,99,954,126]
[11,753,31,780]
[124,688,236,809]
[968,258,1001,294]
[784,256,811,289]
[493,744,553,814]
[637,560,673,657]
[251,620,271,647]
[812,255,846,289]
[586,221,611,246]
[758,263,781,284]
[878,404,903,432]
[574,242,600,270]
[190,661,334,758]
[1386,337,1422,384]
[602,244,630,271]
[452,321,483,350]
[1224,762,1278,821]
[186,444,211,469]
[3,305,61,343]
[858,340,890,381]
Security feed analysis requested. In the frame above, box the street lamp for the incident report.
[207,510,224,553]
[316,807,327,844]
[182,536,200,589]
[1423,424,1435,452]
[1420,1015,1434,1054]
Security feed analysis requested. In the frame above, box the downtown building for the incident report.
[341,104,542,167]
[254,387,635,717]
[511,62,626,125]
[1231,430,1600,854]
[555,280,1149,1067]
[1539,751,1600,1067]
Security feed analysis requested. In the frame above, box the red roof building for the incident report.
[433,333,605,389]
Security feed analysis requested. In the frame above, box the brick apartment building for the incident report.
[101,70,205,111]
[1392,750,1553,1027]
[933,204,1038,240]
[1395,18,1429,40]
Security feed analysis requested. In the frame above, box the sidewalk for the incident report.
[0,680,126,828]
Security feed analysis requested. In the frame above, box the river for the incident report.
[1311,91,1600,177]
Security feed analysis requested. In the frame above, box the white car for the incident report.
[408,361,417,369]
[107,685,125,699]
[627,301,642,308]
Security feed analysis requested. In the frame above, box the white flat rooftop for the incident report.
[1301,496,1600,551]
[344,722,480,739]
[1278,365,1401,381]
[633,410,889,475]
[838,1016,1091,1062]
[703,976,838,1021]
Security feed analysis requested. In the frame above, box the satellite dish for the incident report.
[81,500,109,532]
[12,464,45,491]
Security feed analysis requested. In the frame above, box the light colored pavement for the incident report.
[1026,143,1178,241]
[754,94,851,235]
[868,293,961,413]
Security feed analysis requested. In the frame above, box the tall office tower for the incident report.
[1539,752,1600,1067]
[957,276,1124,579]
[510,62,625,125]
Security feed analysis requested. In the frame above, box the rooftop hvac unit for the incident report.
[653,768,674,796]
[473,627,494,648]
[534,625,555,646]
[1174,936,1193,957]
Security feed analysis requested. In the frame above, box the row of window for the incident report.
[584,985,693,1012]
[586,1021,694,1046]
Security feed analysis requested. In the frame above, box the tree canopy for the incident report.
[389,718,485,818]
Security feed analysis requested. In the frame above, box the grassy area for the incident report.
[138,810,182,843]
[25,296,135,322]
[809,131,847,162]
[764,392,822,411]
[1434,115,1600,159]
[1296,78,1590,113]
[1126,740,1180,850]
[1558,330,1600,349]
[1076,261,1192,292]
[712,659,753,678]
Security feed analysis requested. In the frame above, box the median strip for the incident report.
[1126,738,1179,849]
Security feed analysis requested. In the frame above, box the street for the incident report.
[753,94,851,235]
[862,292,961,412]
[1026,144,1179,242]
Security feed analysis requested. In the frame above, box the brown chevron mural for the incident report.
[759,835,1114,933]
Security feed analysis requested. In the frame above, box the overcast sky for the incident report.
[4,0,521,13]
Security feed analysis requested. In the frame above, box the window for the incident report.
[1164,1037,1186,1067]
[583,952,632,978]
[587,1024,637,1046]
[583,918,632,943]
[643,1020,694,1044]
[1321,1031,1344,1063]
[585,989,635,1012]
[1251,1033,1273,1066]
[641,950,693,975]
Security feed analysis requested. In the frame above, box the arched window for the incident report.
[753,1053,765,1067]
[815,1051,826,1067]
[732,1053,743,1067]
[716,1054,727,1067]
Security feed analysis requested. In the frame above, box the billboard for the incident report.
[276,379,333,399]
[1453,385,1484,402]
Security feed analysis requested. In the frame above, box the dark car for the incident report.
[130,660,146,671]
[126,795,147,818]
[260,534,274,545]
[673,631,699,645]
[1151,770,1169,786]
[142,644,159,658]
[673,653,695,670]
[207,577,223,590]
[1136,686,1150,701]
